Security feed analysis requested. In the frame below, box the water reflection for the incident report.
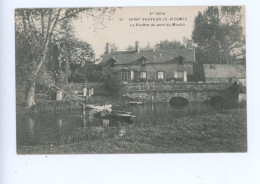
[122,103,222,126]
[103,119,109,127]
[88,110,95,121]
[27,116,35,137]
[82,117,87,129]
[57,117,62,128]
[17,103,227,146]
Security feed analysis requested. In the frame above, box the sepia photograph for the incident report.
[15,6,247,154]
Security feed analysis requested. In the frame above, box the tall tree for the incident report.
[15,8,117,108]
[192,6,245,64]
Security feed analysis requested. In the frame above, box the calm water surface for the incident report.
[17,103,225,146]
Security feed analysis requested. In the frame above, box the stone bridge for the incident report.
[124,82,232,103]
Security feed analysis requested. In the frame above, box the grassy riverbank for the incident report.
[17,108,247,154]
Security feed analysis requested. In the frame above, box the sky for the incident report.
[73,7,207,58]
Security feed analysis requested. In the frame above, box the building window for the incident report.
[174,71,184,79]
[141,59,146,66]
[174,71,187,81]
[140,71,147,79]
[117,69,132,82]
[158,72,164,80]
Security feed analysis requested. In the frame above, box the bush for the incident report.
[69,71,86,83]
[85,70,103,82]
[104,74,125,96]
[139,78,148,83]
[187,73,205,82]
[172,78,182,81]
[165,78,174,82]
[132,79,140,83]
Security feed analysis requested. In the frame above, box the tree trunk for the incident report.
[25,81,36,108]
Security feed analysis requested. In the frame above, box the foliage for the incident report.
[69,70,87,83]
[59,37,95,66]
[15,8,117,107]
[139,78,148,83]
[192,6,245,64]
[108,43,119,52]
[104,74,125,96]
[69,63,103,83]
[224,82,240,106]
[155,39,185,50]
[143,41,153,50]
[187,74,204,82]
[125,45,135,51]
[188,63,205,82]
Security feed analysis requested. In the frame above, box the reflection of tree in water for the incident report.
[82,117,87,130]
[27,116,35,138]
[80,109,95,129]
[87,110,95,121]
[24,115,36,146]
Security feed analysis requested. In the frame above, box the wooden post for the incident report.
[82,103,86,118]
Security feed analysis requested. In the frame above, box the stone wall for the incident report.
[126,90,223,103]
[125,82,231,91]
[125,82,232,103]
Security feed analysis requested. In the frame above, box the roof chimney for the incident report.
[135,41,139,53]
[106,42,110,54]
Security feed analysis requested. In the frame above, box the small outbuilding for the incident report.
[203,64,246,84]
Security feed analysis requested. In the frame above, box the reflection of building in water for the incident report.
[57,117,63,129]
[82,107,86,118]
[89,88,94,97]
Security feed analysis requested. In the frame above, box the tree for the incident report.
[15,8,117,108]
[104,74,125,96]
[155,39,185,50]
[59,37,95,67]
[192,6,245,64]
[125,45,135,51]
[143,41,153,50]
[110,43,119,52]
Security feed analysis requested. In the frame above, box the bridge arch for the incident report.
[169,96,188,106]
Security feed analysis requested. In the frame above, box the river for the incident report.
[16,103,236,147]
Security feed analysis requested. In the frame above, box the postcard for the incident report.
[15,6,246,154]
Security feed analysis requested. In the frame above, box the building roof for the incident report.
[203,64,246,79]
[99,48,196,65]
